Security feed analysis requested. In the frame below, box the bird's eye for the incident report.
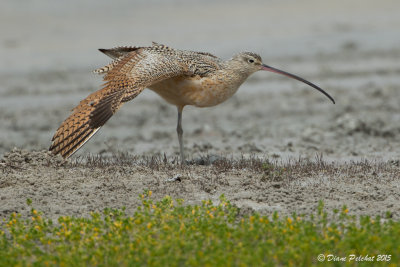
[248,59,254,63]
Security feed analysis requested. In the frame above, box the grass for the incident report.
[77,152,399,176]
[3,149,399,184]
[1,192,399,267]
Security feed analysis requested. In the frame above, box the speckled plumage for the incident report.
[49,43,334,161]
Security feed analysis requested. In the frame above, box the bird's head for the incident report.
[231,52,264,74]
[231,52,335,104]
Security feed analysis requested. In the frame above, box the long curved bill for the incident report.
[261,64,335,104]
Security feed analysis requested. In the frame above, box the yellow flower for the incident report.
[147,222,152,229]
[249,216,255,223]
[287,218,293,224]
[113,221,122,228]
[148,190,152,197]
[343,208,349,214]
[32,209,38,215]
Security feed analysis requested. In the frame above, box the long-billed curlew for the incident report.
[49,42,335,163]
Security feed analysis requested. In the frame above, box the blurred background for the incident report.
[1,0,399,161]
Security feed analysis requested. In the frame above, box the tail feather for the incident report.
[99,46,140,59]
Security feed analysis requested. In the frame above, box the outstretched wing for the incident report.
[49,46,189,158]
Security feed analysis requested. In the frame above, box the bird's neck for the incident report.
[220,61,252,87]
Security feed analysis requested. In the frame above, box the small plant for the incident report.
[261,161,286,181]
[0,194,399,266]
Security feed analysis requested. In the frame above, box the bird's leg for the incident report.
[176,106,185,165]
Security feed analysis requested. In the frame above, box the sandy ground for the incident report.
[1,0,400,220]
[1,149,399,222]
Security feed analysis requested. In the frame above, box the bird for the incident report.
[49,42,335,164]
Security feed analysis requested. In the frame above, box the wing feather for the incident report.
[50,46,199,158]
[50,53,139,158]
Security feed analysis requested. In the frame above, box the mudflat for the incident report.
[1,0,399,220]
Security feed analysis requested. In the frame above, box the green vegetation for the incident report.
[1,193,399,267]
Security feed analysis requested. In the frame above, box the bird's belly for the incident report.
[149,76,239,108]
